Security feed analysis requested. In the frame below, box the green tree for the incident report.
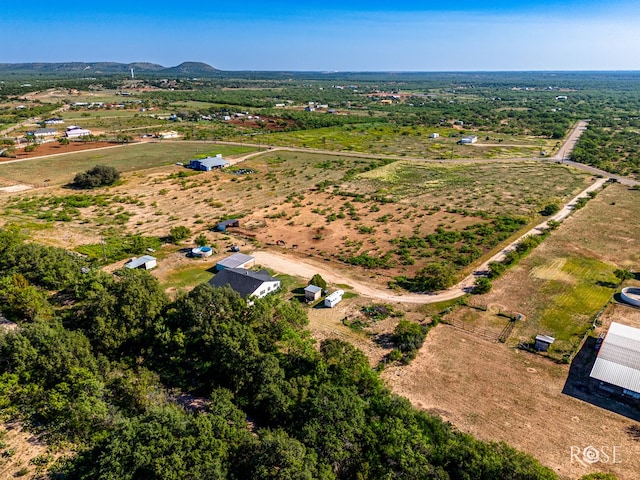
[168,226,192,244]
[473,277,493,295]
[73,165,120,189]
[413,263,455,291]
[309,273,327,290]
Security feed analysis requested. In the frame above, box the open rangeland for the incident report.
[257,123,558,159]
[0,149,594,295]
[377,183,640,480]
[0,141,256,186]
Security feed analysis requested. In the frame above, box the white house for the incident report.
[460,135,478,144]
[65,126,91,138]
[209,268,281,300]
[44,118,64,125]
[324,290,344,308]
[30,128,58,138]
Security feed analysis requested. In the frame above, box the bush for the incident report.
[73,165,120,189]
[168,226,192,244]
[539,202,560,216]
[309,273,327,291]
[472,277,492,294]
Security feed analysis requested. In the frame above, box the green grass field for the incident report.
[0,142,257,185]
[347,160,591,216]
[508,255,617,361]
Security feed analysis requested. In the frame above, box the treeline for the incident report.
[0,230,558,479]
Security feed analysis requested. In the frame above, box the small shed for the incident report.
[324,290,344,308]
[216,253,255,271]
[429,133,440,138]
[216,219,240,231]
[125,255,157,270]
[304,284,322,302]
[534,334,555,352]
[460,135,478,144]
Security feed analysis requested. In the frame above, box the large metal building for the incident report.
[589,322,640,403]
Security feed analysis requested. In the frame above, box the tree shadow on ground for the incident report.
[562,336,640,422]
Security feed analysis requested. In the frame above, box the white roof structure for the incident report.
[125,255,157,269]
[216,253,255,270]
[590,322,640,394]
[304,284,322,294]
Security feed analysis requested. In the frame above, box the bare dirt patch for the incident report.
[5,140,121,162]
[0,421,64,480]
[382,325,640,480]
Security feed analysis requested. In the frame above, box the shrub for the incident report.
[539,202,560,216]
[472,277,492,294]
[168,226,192,244]
[73,165,120,189]
[309,274,327,291]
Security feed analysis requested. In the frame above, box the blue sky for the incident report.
[2,1,640,71]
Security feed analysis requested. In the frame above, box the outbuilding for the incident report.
[590,322,640,403]
[30,128,58,138]
[189,154,229,171]
[125,255,157,270]
[324,290,344,308]
[65,126,91,138]
[304,284,322,302]
[215,219,240,232]
[460,135,478,144]
[534,334,555,352]
[429,133,440,139]
[216,253,255,271]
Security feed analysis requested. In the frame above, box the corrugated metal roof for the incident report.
[590,322,640,393]
[125,255,156,269]
[216,253,254,269]
[304,284,322,294]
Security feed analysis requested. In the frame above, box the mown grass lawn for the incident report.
[0,142,257,186]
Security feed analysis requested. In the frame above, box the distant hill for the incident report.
[0,61,220,76]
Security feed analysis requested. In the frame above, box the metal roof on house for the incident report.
[590,322,640,394]
[216,253,254,270]
[209,267,279,298]
[125,255,156,269]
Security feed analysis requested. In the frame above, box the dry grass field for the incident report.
[0,149,593,294]
[383,325,640,480]
[467,183,640,359]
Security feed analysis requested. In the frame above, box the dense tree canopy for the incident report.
[0,230,558,479]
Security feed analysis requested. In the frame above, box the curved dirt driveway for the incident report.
[250,176,608,305]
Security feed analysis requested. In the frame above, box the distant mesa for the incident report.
[0,61,220,76]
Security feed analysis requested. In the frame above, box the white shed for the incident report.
[324,290,344,308]
[125,255,157,270]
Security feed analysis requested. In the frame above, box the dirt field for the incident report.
[5,140,120,162]
[383,325,640,480]
[0,421,64,479]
